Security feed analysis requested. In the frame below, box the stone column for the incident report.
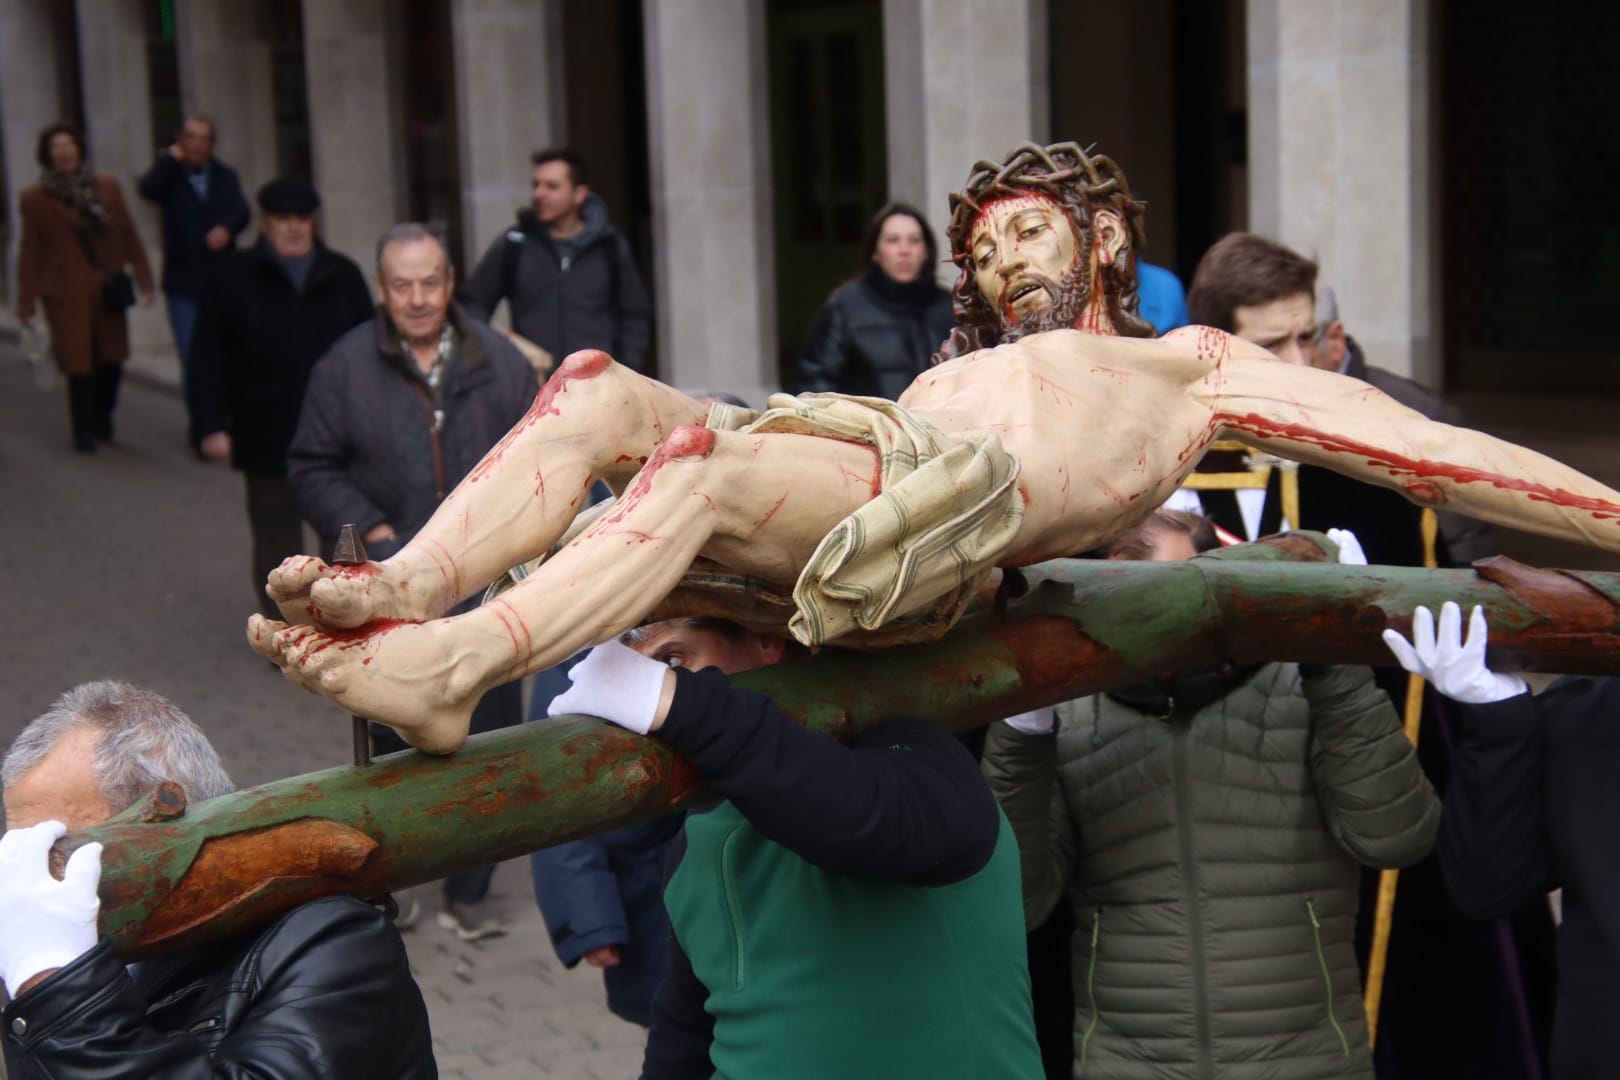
[302,0,405,275]
[77,0,167,353]
[642,0,777,399]
[0,0,64,304]
[1247,0,1435,383]
[174,0,277,199]
[883,0,1047,286]
[448,0,565,273]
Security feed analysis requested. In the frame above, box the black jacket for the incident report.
[459,196,652,373]
[288,304,539,553]
[1439,677,1620,1079]
[189,238,375,474]
[796,270,955,400]
[2,895,436,1078]
[136,152,251,296]
[640,667,1001,1077]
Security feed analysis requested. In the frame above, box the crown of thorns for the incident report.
[946,141,1142,263]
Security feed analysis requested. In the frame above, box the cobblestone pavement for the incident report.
[0,340,645,1078]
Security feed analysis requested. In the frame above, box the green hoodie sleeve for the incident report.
[1305,664,1440,869]
[981,717,1079,930]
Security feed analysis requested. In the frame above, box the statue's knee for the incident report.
[530,350,620,421]
[652,425,718,463]
[554,349,615,382]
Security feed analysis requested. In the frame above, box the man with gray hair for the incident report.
[0,680,435,1077]
[287,222,537,940]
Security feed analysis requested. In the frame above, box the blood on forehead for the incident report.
[969,192,1070,239]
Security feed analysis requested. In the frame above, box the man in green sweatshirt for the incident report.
[550,617,1042,1079]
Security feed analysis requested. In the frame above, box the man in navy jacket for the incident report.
[137,114,250,447]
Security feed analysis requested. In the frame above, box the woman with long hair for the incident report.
[17,121,154,451]
[795,202,954,400]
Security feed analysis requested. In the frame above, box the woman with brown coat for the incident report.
[17,121,155,451]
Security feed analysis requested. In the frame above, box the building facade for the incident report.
[2,0,1614,402]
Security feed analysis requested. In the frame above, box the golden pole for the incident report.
[1362,508,1440,1046]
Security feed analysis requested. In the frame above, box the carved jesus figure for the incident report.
[252,143,1620,753]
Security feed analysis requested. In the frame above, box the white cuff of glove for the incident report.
[547,637,670,735]
[0,822,102,995]
[1003,707,1057,735]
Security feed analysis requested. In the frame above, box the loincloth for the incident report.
[487,393,1023,648]
[697,393,1024,647]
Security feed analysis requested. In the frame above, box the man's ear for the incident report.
[1092,210,1128,268]
[572,184,590,211]
[1316,318,1348,370]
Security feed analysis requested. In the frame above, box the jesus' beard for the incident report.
[997,264,1093,344]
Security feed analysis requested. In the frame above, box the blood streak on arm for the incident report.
[1219,411,1620,520]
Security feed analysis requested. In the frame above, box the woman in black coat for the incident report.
[795,203,954,400]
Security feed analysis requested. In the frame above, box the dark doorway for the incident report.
[397,0,464,273]
[767,0,888,386]
[145,1,180,151]
[1048,0,1247,287]
[561,0,656,373]
[1440,0,1620,394]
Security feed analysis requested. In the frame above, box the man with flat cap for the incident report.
[190,177,374,614]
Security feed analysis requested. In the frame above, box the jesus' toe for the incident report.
[308,571,407,629]
[267,556,332,612]
[246,615,290,663]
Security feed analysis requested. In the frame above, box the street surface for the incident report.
[0,340,645,1079]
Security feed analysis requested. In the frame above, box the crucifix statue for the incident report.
[251,142,1620,753]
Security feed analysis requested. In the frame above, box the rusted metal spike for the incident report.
[331,523,369,569]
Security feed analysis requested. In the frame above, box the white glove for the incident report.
[1382,602,1528,705]
[0,821,102,995]
[1003,707,1056,735]
[1327,528,1368,566]
[547,638,671,735]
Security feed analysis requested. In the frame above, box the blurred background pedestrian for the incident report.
[137,114,251,454]
[795,202,953,399]
[15,121,153,453]
[189,177,373,617]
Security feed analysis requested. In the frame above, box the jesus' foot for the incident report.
[246,613,484,754]
[266,555,437,631]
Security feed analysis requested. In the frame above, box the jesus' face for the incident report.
[968,194,1084,328]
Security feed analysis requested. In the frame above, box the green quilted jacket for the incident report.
[982,662,1440,1080]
